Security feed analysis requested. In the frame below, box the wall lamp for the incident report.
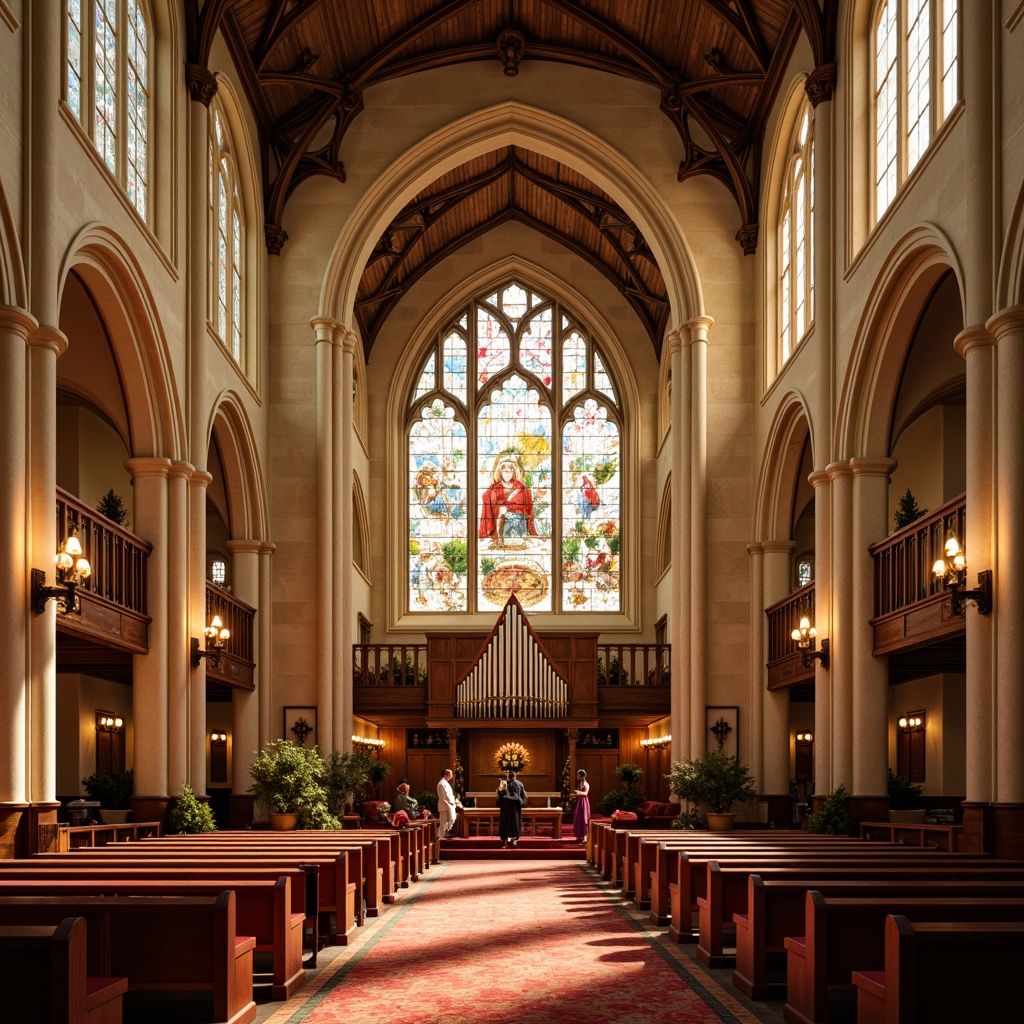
[791,615,829,670]
[640,735,672,749]
[210,730,228,744]
[191,615,230,670]
[795,731,814,743]
[898,714,924,733]
[32,528,92,615]
[352,735,386,749]
[97,714,124,732]
[932,533,991,615]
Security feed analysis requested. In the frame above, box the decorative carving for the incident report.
[710,716,733,749]
[497,30,526,77]
[735,223,759,255]
[703,48,739,76]
[185,63,218,107]
[805,62,837,107]
[264,223,289,255]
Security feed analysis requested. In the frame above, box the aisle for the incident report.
[256,859,777,1024]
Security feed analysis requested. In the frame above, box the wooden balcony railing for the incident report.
[765,582,815,689]
[353,645,429,686]
[205,582,256,689]
[596,644,670,686]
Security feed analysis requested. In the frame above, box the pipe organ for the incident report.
[455,597,569,719]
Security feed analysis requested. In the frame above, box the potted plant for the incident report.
[323,750,374,818]
[81,768,134,824]
[667,748,757,830]
[805,784,854,835]
[169,782,217,834]
[597,762,645,818]
[248,739,328,829]
[887,769,925,823]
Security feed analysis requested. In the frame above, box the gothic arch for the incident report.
[656,474,672,580]
[208,391,268,541]
[352,471,371,581]
[754,391,814,542]
[835,224,963,460]
[0,174,26,309]
[997,175,1024,309]
[318,101,704,337]
[59,223,184,459]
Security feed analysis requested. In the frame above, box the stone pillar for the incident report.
[165,463,192,796]
[850,457,896,800]
[746,542,765,788]
[127,458,172,802]
[0,309,35,845]
[762,540,796,796]
[667,329,690,760]
[311,317,338,753]
[188,471,212,794]
[228,540,261,799]
[827,461,853,790]
[689,315,713,757]
[809,469,833,794]
[258,542,275,749]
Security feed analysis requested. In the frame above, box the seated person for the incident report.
[386,780,431,826]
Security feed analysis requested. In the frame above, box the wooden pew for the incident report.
[0,891,256,1024]
[851,916,1024,1024]
[698,859,1024,967]
[0,917,128,1024]
[783,888,1024,1023]
[0,875,305,1001]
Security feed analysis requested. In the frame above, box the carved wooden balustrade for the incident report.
[204,582,256,689]
[766,582,816,689]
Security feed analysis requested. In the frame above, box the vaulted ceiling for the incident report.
[186,1,837,354]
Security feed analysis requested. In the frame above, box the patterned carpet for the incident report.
[255,859,778,1024]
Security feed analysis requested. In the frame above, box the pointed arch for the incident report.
[656,473,672,580]
[208,391,268,541]
[0,175,27,308]
[754,391,814,542]
[997,175,1024,309]
[352,471,371,581]
[836,223,962,460]
[59,223,184,459]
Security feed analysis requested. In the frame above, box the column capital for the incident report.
[746,541,764,557]
[687,315,715,341]
[29,324,68,358]
[0,305,38,337]
[805,62,837,107]
[169,460,194,483]
[665,328,683,356]
[808,469,830,489]
[227,539,263,557]
[849,456,897,480]
[340,329,360,357]
[259,542,276,557]
[189,469,213,491]
[986,304,1024,341]
[762,539,796,556]
[125,456,174,481]
[185,63,218,107]
[954,323,996,357]
[310,316,343,343]
[825,459,852,481]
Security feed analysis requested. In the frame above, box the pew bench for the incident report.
[851,916,1024,1024]
[0,918,128,1024]
[783,888,1024,1023]
[0,892,256,1024]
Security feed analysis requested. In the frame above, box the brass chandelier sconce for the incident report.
[191,614,231,670]
[32,527,92,615]
[791,614,829,670]
[932,533,991,615]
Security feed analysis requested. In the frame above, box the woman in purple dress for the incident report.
[572,769,591,842]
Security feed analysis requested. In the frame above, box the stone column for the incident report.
[850,457,896,799]
[228,540,261,803]
[667,329,690,760]
[311,317,338,753]
[689,315,713,756]
[188,471,212,793]
[127,457,172,803]
[809,469,833,794]
[826,461,853,790]
[258,543,275,749]
[746,543,765,787]
[762,540,796,795]
[165,462,192,796]
[989,308,1024,805]
[0,309,34,821]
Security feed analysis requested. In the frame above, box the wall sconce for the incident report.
[932,533,991,615]
[351,735,386,749]
[191,615,230,670]
[210,730,228,744]
[795,731,813,743]
[640,735,672,749]
[97,714,124,732]
[898,714,924,733]
[791,614,829,670]
[32,527,92,615]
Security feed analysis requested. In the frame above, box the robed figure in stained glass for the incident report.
[479,454,538,548]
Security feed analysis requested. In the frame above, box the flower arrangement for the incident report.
[494,741,530,773]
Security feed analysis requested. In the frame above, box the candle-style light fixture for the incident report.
[791,613,829,670]
[932,532,991,615]
[191,615,231,670]
[640,735,672,749]
[97,714,124,732]
[795,730,814,743]
[352,735,386,749]
[32,527,92,615]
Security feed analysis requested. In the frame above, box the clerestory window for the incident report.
[208,102,244,362]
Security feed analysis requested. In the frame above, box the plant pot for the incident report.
[269,811,301,831]
[98,809,131,825]
[705,812,736,831]
[888,809,926,824]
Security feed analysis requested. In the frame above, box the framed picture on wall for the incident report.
[283,707,317,749]
[705,706,738,758]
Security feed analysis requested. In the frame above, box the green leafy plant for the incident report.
[598,761,645,815]
[82,768,134,809]
[806,784,854,835]
[887,768,923,809]
[169,782,216,833]
[414,789,439,815]
[667,748,757,816]
[671,807,704,831]
[301,802,342,830]
[96,488,128,526]
[893,488,927,530]
[323,750,374,817]
[596,654,630,685]
[248,739,327,815]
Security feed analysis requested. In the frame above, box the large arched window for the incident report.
[66,0,151,220]
[778,101,814,365]
[209,103,244,362]
[872,0,959,221]
[407,282,622,615]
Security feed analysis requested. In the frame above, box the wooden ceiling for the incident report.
[188,1,837,354]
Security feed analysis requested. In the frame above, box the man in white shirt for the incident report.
[437,767,460,838]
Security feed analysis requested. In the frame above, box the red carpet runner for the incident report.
[258,859,763,1024]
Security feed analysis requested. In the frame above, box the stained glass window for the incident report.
[209,102,244,365]
[407,282,622,614]
[65,0,150,220]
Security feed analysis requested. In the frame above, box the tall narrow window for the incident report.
[407,282,623,614]
[209,103,245,363]
[778,102,814,366]
[872,0,959,221]
[65,0,150,221]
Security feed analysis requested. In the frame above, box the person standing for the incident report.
[497,768,527,847]
[437,768,459,838]
[572,768,591,843]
